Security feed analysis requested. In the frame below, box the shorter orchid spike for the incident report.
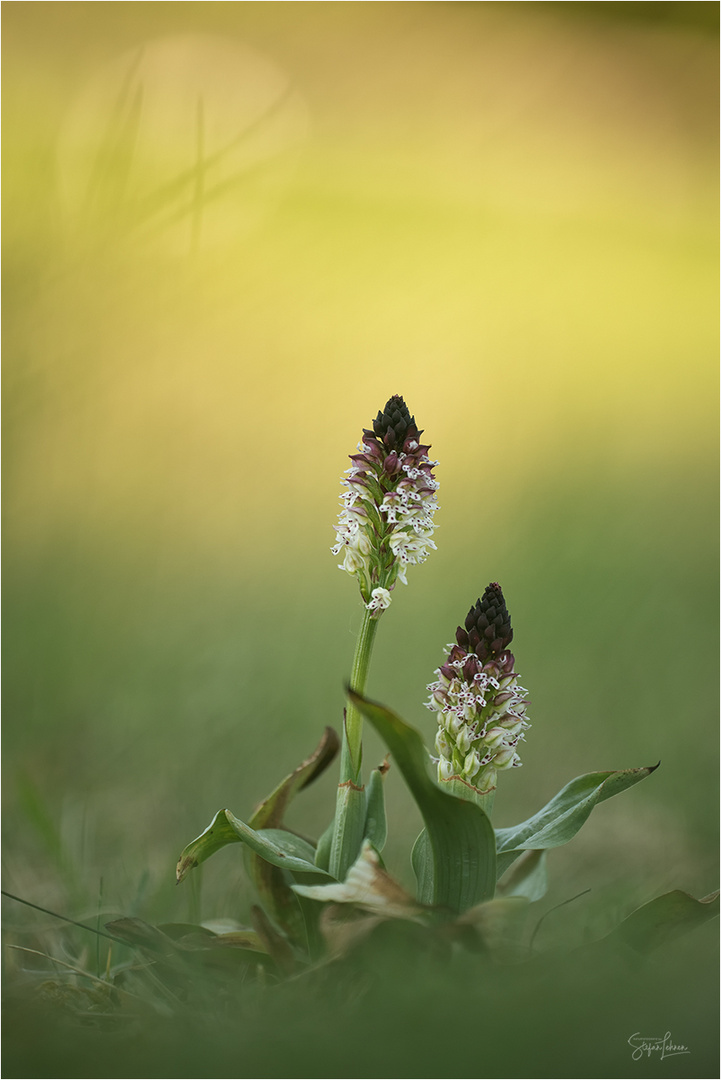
[427,584,529,793]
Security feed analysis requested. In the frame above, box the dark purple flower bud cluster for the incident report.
[371,396,419,453]
[455,583,513,663]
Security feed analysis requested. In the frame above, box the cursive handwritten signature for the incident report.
[628,1032,690,1061]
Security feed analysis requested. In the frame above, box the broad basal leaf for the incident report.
[608,889,719,953]
[349,690,496,914]
[495,765,658,879]
[245,727,339,943]
[176,729,338,947]
[176,811,332,883]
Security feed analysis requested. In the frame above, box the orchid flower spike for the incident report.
[332,395,439,615]
[426,583,530,792]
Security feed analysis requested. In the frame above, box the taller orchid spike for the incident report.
[332,395,439,615]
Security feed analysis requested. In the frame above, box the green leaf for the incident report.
[608,889,720,953]
[256,829,317,865]
[176,809,240,882]
[411,787,496,906]
[363,766,388,852]
[246,727,339,943]
[255,825,334,951]
[176,729,339,946]
[226,814,332,877]
[411,829,434,906]
[497,850,548,902]
[329,782,367,881]
[349,690,496,914]
[314,821,334,871]
[495,765,659,878]
[176,811,332,883]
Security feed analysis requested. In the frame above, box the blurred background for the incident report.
[3,2,718,1065]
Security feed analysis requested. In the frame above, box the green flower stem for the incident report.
[329,607,380,881]
[343,607,380,783]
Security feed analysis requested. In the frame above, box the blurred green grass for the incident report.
[3,907,719,1079]
[3,2,718,1076]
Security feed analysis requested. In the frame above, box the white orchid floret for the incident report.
[456,727,474,754]
[484,727,506,748]
[435,728,452,757]
[445,712,464,737]
[463,748,482,778]
[438,757,454,781]
[482,767,498,791]
[494,748,519,770]
[338,547,363,574]
[366,587,392,613]
[389,529,437,568]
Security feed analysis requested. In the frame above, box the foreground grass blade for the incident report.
[106,917,276,976]
[495,765,659,878]
[105,917,188,957]
[608,889,720,953]
[349,690,496,913]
